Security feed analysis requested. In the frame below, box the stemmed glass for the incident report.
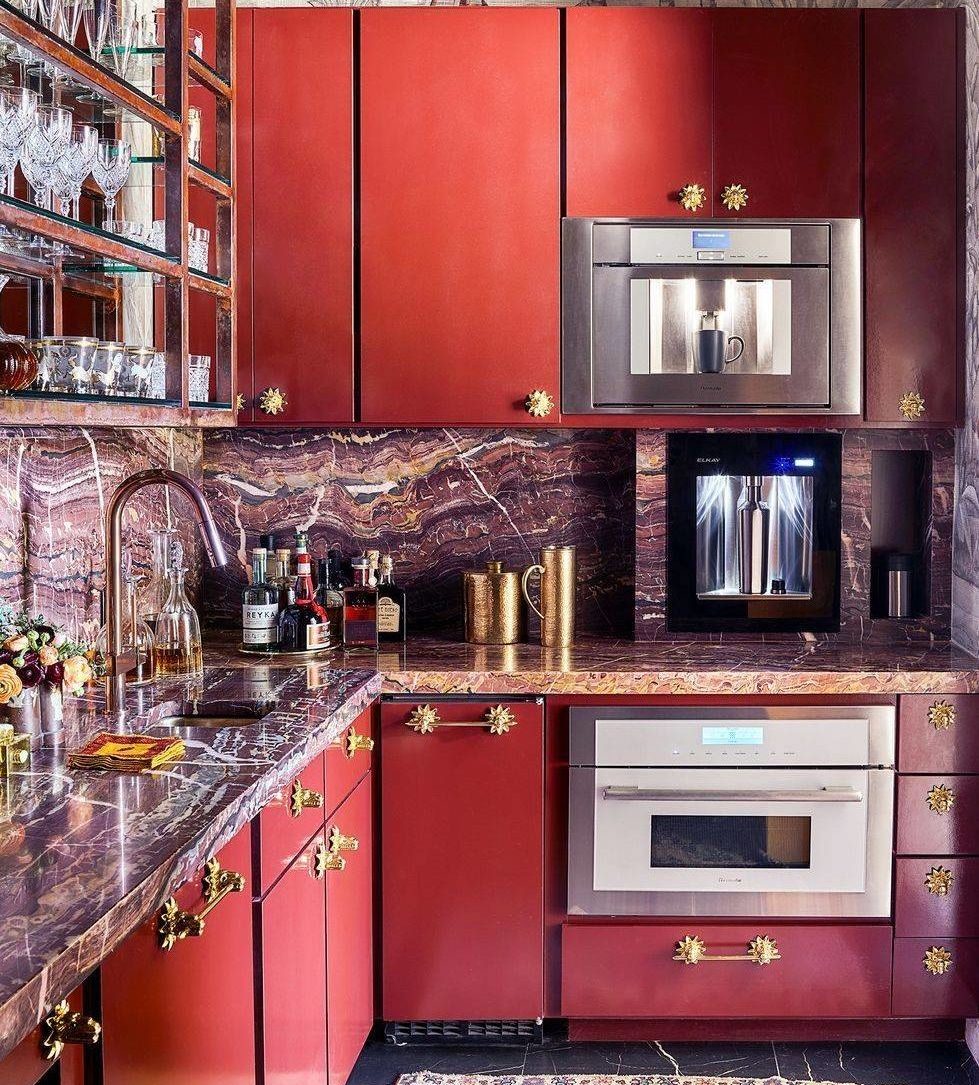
[92,137,130,223]
[0,87,37,196]
[104,0,138,84]
[81,0,111,65]
[58,0,86,47]
[20,105,71,209]
[53,123,97,217]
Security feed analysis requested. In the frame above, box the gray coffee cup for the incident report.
[695,329,745,374]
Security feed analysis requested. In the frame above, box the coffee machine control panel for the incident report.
[629,227,793,264]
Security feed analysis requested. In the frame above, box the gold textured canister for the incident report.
[462,560,523,644]
[522,545,576,648]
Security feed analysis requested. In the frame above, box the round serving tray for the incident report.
[237,644,336,659]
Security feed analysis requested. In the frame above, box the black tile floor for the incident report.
[349,1037,979,1085]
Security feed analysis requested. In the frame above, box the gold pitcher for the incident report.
[521,545,576,648]
[462,561,522,645]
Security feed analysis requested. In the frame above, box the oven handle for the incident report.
[601,786,864,803]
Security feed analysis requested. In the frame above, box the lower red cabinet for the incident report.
[896,857,979,938]
[893,938,979,1016]
[381,699,545,1021]
[896,775,979,855]
[254,753,327,896]
[100,827,255,1085]
[326,706,375,817]
[0,987,87,1085]
[562,923,892,1019]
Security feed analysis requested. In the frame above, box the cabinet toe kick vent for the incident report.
[384,1020,543,1045]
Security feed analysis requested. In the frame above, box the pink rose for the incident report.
[38,645,59,667]
[4,635,28,654]
[62,655,92,693]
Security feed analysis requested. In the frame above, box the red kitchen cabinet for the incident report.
[0,987,87,1085]
[711,10,860,218]
[896,858,979,938]
[381,699,545,1020]
[896,775,979,857]
[325,706,374,817]
[893,937,979,1017]
[326,773,374,1085]
[259,833,329,1085]
[246,9,354,423]
[864,10,963,426]
[360,10,560,425]
[898,695,979,774]
[100,827,255,1085]
[253,752,327,897]
[565,9,712,218]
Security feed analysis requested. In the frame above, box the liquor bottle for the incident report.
[295,532,329,623]
[343,556,378,649]
[241,547,279,650]
[376,555,406,642]
[316,557,344,644]
[274,547,293,606]
[329,548,351,589]
[278,586,330,652]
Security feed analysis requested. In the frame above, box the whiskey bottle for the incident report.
[241,547,279,650]
[343,556,379,649]
[278,587,330,652]
[316,557,344,645]
[274,547,293,607]
[377,555,406,642]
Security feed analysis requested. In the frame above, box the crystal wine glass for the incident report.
[0,86,37,196]
[92,137,131,223]
[58,0,86,47]
[81,0,110,64]
[21,106,72,209]
[55,122,97,218]
[104,0,138,84]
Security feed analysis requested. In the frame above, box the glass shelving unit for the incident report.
[0,0,235,427]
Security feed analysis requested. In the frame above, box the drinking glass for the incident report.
[104,0,138,83]
[92,137,131,222]
[58,0,85,46]
[56,122,97,219]
[21,106,72,209]
[0,86,37,196]
[188,223,209,271]
[188,353,210,402]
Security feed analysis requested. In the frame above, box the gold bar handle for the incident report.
[406,704,517,735]
[289,777,324,818]
[344,724,375,759]
[673,934,781,966]
[42,1001,101,1061]
[158,857,246,950]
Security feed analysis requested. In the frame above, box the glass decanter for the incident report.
[143,528,176,630]
[96,556,155,683]
[154,541,203,677]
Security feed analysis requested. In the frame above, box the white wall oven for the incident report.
[569,706,895,918]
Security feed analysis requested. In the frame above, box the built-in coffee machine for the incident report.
[666,432,842,633]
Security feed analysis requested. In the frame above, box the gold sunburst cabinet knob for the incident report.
[899,390,925,421]
[525,389,554,418]
[486,705,517,735]
[926,782,955,815]
[258,387,288,416]
[721,183,749,211]
[925,865,955,897]
[929,701,956,731]
[678,182,706,212]
[923,945,953,976]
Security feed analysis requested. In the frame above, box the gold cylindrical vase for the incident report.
[522,545,576,648]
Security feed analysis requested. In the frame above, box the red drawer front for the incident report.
[899,696,979,773]
[896,858,979,938]
[893,937,979,1017]
[896,775,979,856]
[325,706,374,817]
[1,990,84,1085]
[255,753,326,897]
[561,923,892,1019]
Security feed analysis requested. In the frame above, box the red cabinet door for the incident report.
[249,9,354,423]
[895,858,979,938]
[326,773,374,1085]
[896,775,979,856]
[259,833,329,1085]
[325,706,374,818]
[360,10,560,425]
[235,8,254,421]
[565,9,712,218]
[100,828,255,1085]
[893,937,979,1017]
[254,752,326,897]
[712,10,860,218]
[898,695,979,774]
[864,10,962,425]
[381,699,544,1020]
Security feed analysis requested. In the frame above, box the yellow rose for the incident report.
[0,664,23,704]
[38,645,59,667]
[62,656,92,693]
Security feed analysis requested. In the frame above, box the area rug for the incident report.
[397,1073,890,1085]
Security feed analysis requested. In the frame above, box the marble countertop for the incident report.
[0,661,379,1062]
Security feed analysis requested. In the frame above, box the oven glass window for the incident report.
[649,815,812,869]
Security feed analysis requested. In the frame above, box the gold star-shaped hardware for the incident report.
[258,387,288,416]
[42,1001,102,1061]
[235,392,246,412]
[925,865,955,896]
[923,945,953,975]
[485,705,517,735]
[673,934,706,964]
[525,389,554,418]
[721,183,749,211]
[928,701,956,731]
[747,935,781,966]
[926,783,955,815]
[899,390,925,421]
[407,704,440,734]
[678,183,706,212]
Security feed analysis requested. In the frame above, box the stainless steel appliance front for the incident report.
[562,218,861,414]
[568,705,895,918]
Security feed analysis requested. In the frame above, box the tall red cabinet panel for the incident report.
[864,10,962,425]
[381,700,545,1020]
[249,9,354,423]
[711,10,860,218]
[100,828,255,1085]
[565,9,712,218]
[360,10,560,425]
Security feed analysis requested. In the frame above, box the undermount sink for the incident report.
[157,704,270,730]
[158,715,263,730]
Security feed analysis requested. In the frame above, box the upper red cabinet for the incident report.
[864,10,963,426]
[566,9,860,220]
[360,9,560,425]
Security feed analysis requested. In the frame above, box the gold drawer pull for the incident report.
[720,183,749,211]
[42,1001,101,1061]
[406,703,517,736]
[524,389,555,418]
[678,182,706,212]
[313,840,345,877]
[923,945,953,975]
[899,390,925,421]
[158,857,246,950]
[674,934,781,966]
[290,778,324,818]
[329,825,358,854]
[345,724,375,759]
[925,865,954,896]
[929,701,956,731]
[926,783,955,814]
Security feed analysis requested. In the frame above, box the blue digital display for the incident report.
[692,229,730,251]
[702,726,765,746]
[773,456,817,474]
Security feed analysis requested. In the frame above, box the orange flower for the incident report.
[0,664,23,704]
[62,656,92,693]
[38,645,59,667]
